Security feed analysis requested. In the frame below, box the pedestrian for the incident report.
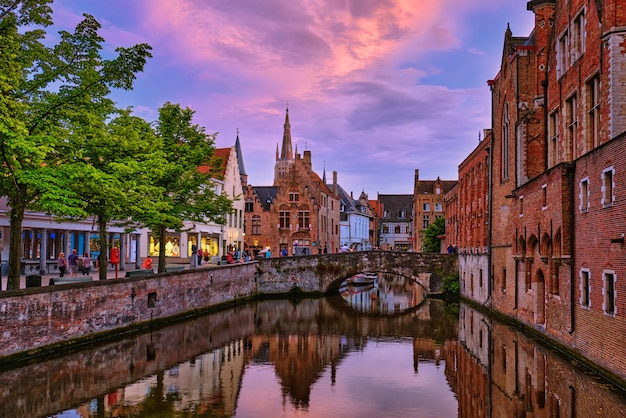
[142,257,153,270]
[197,247,203,265]
[57,252,67,277]
[281,248,287,257]
[447,244,453,254]
[265,248,271,258]
[81,252,92,275]
[68,249,79,277]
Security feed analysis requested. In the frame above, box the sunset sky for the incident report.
[49,0,534,196]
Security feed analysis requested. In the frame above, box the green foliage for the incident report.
[0,4,152,288]
[422,216,445,252]
[441,272,460,294]
[133,102,234,272]
[0,3,235,284]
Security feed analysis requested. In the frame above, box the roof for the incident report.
[252,186,278,210]
[329,183,358,221]
[415,180,457,195]
[197,147,231,179]
[377,194,413,222]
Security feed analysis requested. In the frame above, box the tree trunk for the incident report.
[158,225,166,273]
[97,215,109,281]
[6,202,26,290]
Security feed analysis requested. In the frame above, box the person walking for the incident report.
[197,247,203,265]
[68,249,79,277]
[81,252,92,275]
[57,252,67,277]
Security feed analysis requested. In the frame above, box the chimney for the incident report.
[333,171,338,195]
[303,150,312,169]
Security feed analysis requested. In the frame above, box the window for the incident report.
[479,269,483,288]
[422,215,430,229]
[423,203,430,212]
[602,167,614,207]
[580,269,590,307]
[566,95,578,160]
[557,31,569,77]
[436,186,441,195]
[279,211,290,229]
[604,271,616,315]
[519,196,524,217]
[551,262,560,296]
[398,210,406,219]
[580,178,589,212]
[394,225,401,234]
[245,200,254,212]
[571,9,586,61]
[542,184,547,209]
[383,210,390,219]
[251,215,261,235]
[382,225,389,234]
[586,75,600,150]
[298,210,310,229]
[548,110,559,167]
[289,192,299,202]
[434,203,442,212]
[502,103,510,180]
[502,268,507,293]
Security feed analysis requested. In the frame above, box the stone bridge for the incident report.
[255,250,458,295]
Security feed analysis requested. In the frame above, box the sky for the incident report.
[49,0,535,197]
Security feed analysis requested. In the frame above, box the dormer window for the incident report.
[399,210,406,219]
[289,192,300,202]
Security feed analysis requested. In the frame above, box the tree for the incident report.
[135,102,233,273]
[422,216,445,253]
[0,6,151,289]
[68,110,165,281]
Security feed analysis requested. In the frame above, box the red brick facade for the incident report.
[454,0,626,382]
[243,110,341,257]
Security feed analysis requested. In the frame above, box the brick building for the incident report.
[457,0,626,382]
[412,169,457,252]
[377,194,413,251]
[451,132,490,303]
[243,109,341,257]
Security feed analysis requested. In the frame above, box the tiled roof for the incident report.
[415,180,457,195]
[252,186,278,211]
[198,147,231,179]
[378,194,413,222]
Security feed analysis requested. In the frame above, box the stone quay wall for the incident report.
[0,251,457,363]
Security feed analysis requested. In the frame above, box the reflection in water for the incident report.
[1,298,625,417]
[445,304,626,417]
[339,272,426,314]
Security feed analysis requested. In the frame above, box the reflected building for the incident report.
[446,304,626,418]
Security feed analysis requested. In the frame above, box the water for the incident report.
[1,274,625,417]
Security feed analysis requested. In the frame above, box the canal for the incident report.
[2,273,625,417]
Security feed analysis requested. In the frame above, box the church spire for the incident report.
[279,106,293,160]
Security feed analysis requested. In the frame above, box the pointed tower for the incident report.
[234,129,248,187]
[274,107,295,183]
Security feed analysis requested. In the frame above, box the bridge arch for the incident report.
[255,251,458,296]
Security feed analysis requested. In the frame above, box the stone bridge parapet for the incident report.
[255,250,458,294]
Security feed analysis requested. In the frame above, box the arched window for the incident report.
[502,103,510,180]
